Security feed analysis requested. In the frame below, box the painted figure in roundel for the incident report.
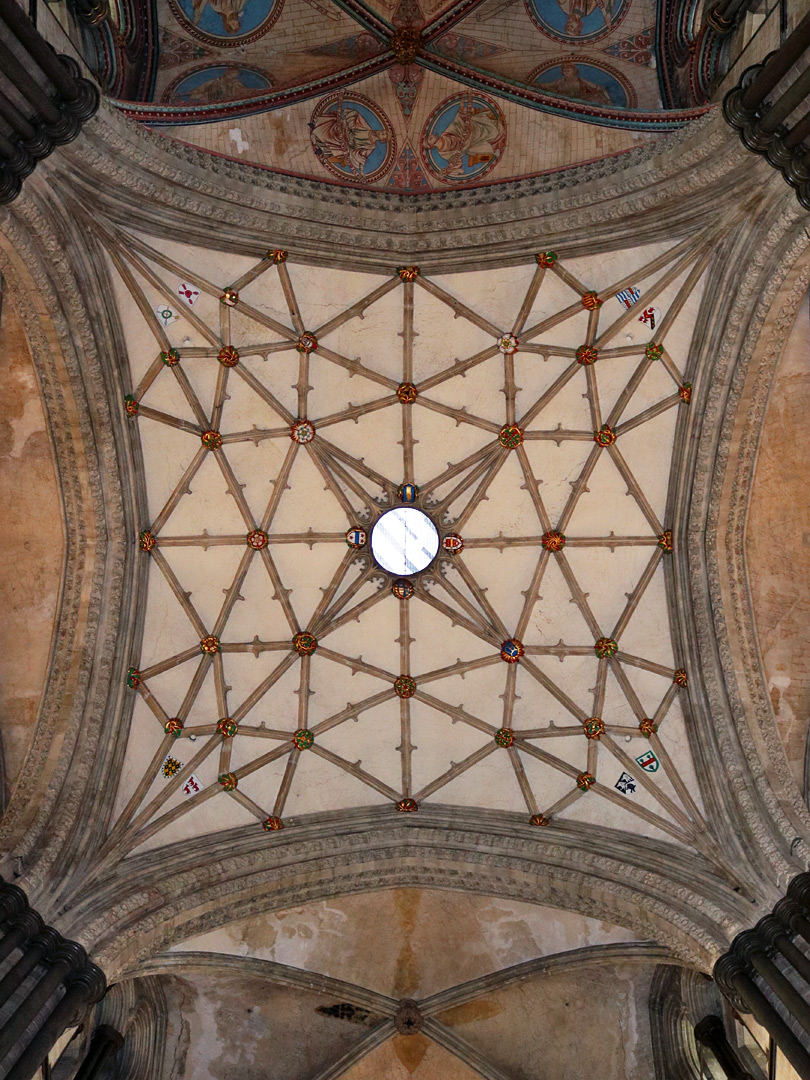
[525,0,628,43]
[421,93,506,184]
[309,93,396,184]
[164,65,273,105]
[529,57,635,108]
[167,0,282,47]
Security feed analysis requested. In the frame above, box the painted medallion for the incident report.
[164,63,273,104]
[529,57,636,108]
[525,0,629,43]
[420,93,506,184]
[167,0,283,46]
[309,92,396,184]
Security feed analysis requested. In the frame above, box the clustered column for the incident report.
[715,873,810,1080]
[0,878,107,1080]
[723,8,810,207]
[0,0,98,204]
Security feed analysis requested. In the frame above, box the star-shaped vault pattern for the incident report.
[104,228,732,872]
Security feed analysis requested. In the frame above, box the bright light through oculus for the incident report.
[371,508,439,576]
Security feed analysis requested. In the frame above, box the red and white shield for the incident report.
[178,282,200,307]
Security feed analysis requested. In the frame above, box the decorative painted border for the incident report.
[117,53,711,131]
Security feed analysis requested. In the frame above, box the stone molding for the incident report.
[649,966,712,1080]
[58,808,751,977]
[714,238,810,850]
[98,975,175,1080]
[0,182,141,901]
[418,942,678,1013]
[44,105,770,270]
[117,942,700,1080]
[674,199,810,892]
[134,951,402,1016]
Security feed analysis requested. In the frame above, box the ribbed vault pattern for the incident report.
[103,230,734,868]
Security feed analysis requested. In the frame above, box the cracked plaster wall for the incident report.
[168,970,368,1080]
[339,1038,482,1079]
[436,961,656,1080]
[171,888,638,998]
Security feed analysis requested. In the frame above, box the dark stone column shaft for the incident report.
[0,916,41,970]
[0,38,62,124]
[694,1015,756,1080]
[0,929,59,1006]
[784,108,810,148]
[716,0,751,21]
[0,885,26,928]
[0,955,75,1065]
[0,91,37,141]
[708,0,751,33]
[74,1026,124,1080]
[729,969,810,1080]
[0,881,106,1080]
[0,0,98,205]
[742,8,810,109]
[745,947,810,1039]
[4,980,92,1080]
[0,0,80,100]
[760,65,810,133]
[769,929,810,987]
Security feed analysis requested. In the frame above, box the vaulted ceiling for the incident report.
[104,227,723,866]
[3,19,810,1071]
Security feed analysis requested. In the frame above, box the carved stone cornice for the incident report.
[42,807,752,977]
[39,104,776,272]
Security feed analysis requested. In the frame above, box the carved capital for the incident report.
[0,880,28,925]
[787,872,810,913]
[713,954,750,1011]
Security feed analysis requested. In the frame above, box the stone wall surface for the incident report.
[0,291,63,797]
[438,961,656,1080]
[171,888,636,998]
[340,1039,482,1079]
[747,291,810,791]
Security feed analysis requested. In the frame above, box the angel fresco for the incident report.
[171,66,270,104]
[531,58,632,108]
[526,0,626,43]
[168,0,281,46]
[422,94,506,183]
[536,60,613,104]
[309,94,395,182]
[556,0,612,37]
[192,0,248,34]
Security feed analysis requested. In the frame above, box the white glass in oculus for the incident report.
[370,508,439,576]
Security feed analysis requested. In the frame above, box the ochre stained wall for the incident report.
[0,289,63,798]
[748,290,810,791]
